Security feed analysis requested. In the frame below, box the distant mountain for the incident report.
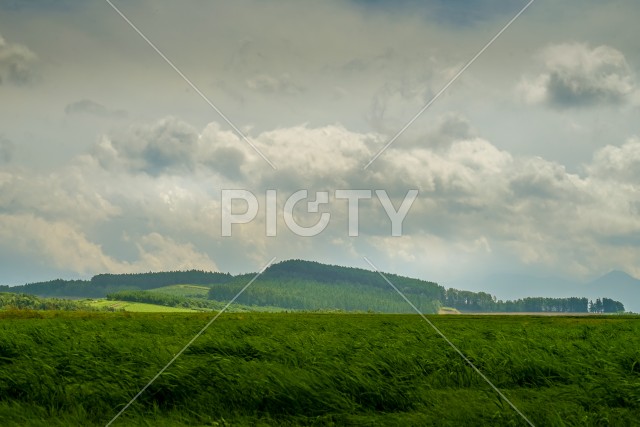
[470,270,639,313]
[586,270,640,312]
[589,270,640,288]
[472,273,580,300]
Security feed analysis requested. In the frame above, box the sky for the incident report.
[1,0,639,306]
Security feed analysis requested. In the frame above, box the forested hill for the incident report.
[208,260,625,313]
[0,271,232,298]
[90,271,232,289]
[209,259,446,313]
[209,260,624,313]
[0,260,626,313]
[263,259,444,298]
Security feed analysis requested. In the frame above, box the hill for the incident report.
[209,259,445,313]
[207,260,625,314]
[0,270,232,299]
[0,260,628,314]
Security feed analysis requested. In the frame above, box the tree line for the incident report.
[444,289,625,313]
[1,270,232,298]
[92,270,232,290]
[0,260,627,313]
[0,293,115,311]
[589,298,624,313]
[106,290,215,310]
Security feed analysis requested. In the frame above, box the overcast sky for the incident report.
[1,0,639,302]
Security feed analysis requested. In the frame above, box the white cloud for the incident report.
[588,137,640,184]
[0,213,218,275]
[2,102,640,286]
[71,117,640,280]
[0,169,120,225]
[518,43,636,108]
[132,232,219,272]
[0,214,121,274]
[2,0,640,292]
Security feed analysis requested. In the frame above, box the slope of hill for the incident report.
[0,260,628,314]
[0,270,233,298]
[0,293,104,311]
[208,259,445,313]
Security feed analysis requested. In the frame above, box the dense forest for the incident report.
[208,260,625,313]
[208,278,442,313]
[0,260,626,313]
[444,290,589,312]
[443,289,624,313]
[0,270,232,298]
[0,293,113,311]
[91,270,232,289]
[106,290,216,311]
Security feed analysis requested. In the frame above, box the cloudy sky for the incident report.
[1,0,639,303]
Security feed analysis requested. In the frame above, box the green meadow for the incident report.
[147,284,213,298]
[88,299,199,313]
[0,311,638,426]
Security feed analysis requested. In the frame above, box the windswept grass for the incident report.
[0,312,638,426]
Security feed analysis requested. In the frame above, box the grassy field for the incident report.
[88,299,199,313]
[0,311,638,426]
[147,284,212,299]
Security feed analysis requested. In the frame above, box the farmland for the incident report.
[88,299,199,313]
[0,311,638,426]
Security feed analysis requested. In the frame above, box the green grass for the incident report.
[88,299,198,313]
[0,312,638,426]
[147,284,212,299]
